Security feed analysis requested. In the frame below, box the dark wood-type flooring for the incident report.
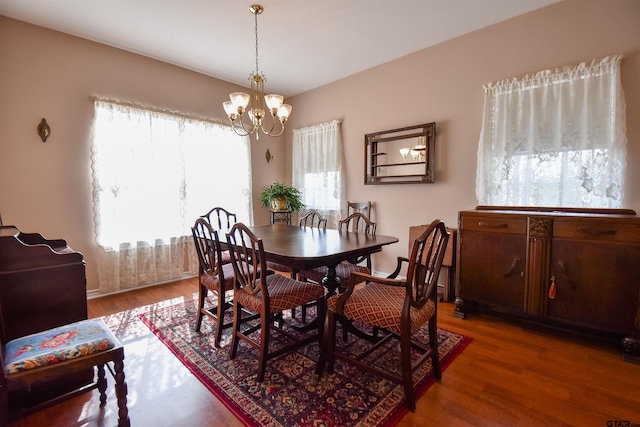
[9,277,640,426]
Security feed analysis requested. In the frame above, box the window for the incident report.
[476,55,627,208]
[91,99,252,292]
[292,120,343,228]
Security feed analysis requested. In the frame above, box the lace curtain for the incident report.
[91,99,252,293]
[292,120,344,228]
[476,55,627,208]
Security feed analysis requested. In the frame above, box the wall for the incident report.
[285,0,640,275]
[0,17,285,292]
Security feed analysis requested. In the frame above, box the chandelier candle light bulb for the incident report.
[223,4,292,138]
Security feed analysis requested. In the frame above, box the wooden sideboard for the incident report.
[454,207,640,361]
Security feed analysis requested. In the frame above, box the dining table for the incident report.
[246,223,399,296]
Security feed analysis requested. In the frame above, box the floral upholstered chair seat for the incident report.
[3,318,119,375]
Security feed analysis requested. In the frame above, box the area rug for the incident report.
[136,299,471,427]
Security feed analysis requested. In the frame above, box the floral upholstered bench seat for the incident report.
[1,318,130,426]
[3,318,119,375]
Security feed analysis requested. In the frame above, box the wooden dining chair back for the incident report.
[298,212,377,290]
[347,201,371,221]
[313,219,450,411]
[299,210,328,229]
[200,206,237,230]
[191,217,236,347]
[339,212,377,267]
[225,222,326,381]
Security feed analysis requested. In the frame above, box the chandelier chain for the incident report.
[254,9,259,75]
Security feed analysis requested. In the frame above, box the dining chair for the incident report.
[200,206,237,230]
[200,207,237,266]
[280,211,328,322]
[298,212,377,288]
[313,219,450,411]
[297,212,375,329]
[225,222,326,381]
[347,201,371,222]
[298,210,328,229]
[191,217,237,347]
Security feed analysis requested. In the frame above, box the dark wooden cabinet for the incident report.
[455,207,640,360]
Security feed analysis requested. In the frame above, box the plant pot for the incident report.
[271,197,287,211]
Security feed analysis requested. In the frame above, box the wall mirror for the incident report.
[364,122,435,185]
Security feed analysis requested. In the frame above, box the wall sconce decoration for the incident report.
[37,118,51,143]
[265,149,274,163]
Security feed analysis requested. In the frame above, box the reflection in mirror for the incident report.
[365,122,435,184]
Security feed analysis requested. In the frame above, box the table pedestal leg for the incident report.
[321,264,341,297]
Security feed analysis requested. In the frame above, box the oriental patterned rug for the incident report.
[134,299,471,427]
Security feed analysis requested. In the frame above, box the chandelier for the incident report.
[223,4,292,139]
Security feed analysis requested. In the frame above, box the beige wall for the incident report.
[1,0,639,291]
[285,0,640,274]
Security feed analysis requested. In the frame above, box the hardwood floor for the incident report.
[10,277,640,426]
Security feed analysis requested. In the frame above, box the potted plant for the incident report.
[260,181,305,212]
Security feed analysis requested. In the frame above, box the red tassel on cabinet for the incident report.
[548,276,557,299]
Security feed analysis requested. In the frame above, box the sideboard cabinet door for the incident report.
[457,213,527,315]
[548,219,640,334]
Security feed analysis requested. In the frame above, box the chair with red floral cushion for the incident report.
[0,318,129,426]
[313,219,450,411]
[267,210,328,322]
[266,210,327,278]
[191,217,238,347]
[298,212,377,288]
[226,222,326,381]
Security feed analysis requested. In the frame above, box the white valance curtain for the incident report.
[476,55,627,208]
[292,120,344,228]
[91,99,252,293]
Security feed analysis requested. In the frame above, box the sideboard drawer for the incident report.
[460,215,527,235]
[553,220,640,243]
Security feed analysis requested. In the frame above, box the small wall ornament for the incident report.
[265,149,274,163]
[37,118,51,142]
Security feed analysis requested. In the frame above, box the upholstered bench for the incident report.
[0,318,130,426]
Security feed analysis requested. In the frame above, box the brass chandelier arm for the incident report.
[230,111,286,138]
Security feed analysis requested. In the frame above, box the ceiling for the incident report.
[0,0,561,97]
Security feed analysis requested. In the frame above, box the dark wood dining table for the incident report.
[247,224,398,296]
